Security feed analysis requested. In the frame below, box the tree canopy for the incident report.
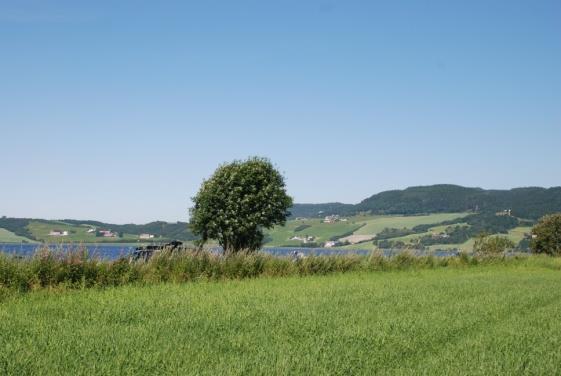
[189,157,293,253]
[531,214,561,256]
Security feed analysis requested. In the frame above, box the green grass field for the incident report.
[2,262,561,375]
[354,213,469,235]
[265,219,364,246]
[421,226,532,253]
[0,228,37,243]
[505,226,533,244]
[265,213,470,248]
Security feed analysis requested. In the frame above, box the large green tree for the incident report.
[189,157,293,253]
[531,214,561,255]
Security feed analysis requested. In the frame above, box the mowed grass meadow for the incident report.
[2,259,561,375]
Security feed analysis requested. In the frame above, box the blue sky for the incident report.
[1,0,560,223]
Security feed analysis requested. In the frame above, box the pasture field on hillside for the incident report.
[354,213,469,235]
[26,221,139,243]
[265,219,364,246]
[0,228,36,243]
[505,226,533,244]
[2,262,561,375]
[423,226,533,253]
[266,213,469,247]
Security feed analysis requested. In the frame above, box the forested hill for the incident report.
[291,185,561,220]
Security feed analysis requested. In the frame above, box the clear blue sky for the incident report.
[1,1,560,223]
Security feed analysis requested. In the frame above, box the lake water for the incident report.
[0,243,460,260]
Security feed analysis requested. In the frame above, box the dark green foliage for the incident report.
[328,224,366,241]
[463,213,520,233]
[531,214,561,255]
[358,185,561,219]
[375,227,416,240]
[329,230,358,241]
[374,239,408,249]
[190,157,293,253]
[358,185,483,214]
[416,226,472,247]
[291,185,561,219]
[410,213,519,234]
[294,224,312,232]
[375,214,521,249]
[0,217,34,239]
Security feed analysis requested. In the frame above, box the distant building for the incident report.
[323,215,341,224]
[496,209,512,217]
[289,235,315,243]
[49,230,69,237]
[98,230,116,238]
[139,234,155,240]
[86,228,96,233]
[324,241,337,248]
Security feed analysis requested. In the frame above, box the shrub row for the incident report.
[0,246,552,298]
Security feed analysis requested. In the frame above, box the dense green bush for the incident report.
[190,157,293,253]
[473,234,515,254]
[531,214,561,256]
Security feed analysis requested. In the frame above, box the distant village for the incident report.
[321,215,348,224]
[289,214,355,248]
[48,228,156,240]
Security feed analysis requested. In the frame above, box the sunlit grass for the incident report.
[1,260,561,375]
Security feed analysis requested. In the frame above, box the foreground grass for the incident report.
[2,262,561,375]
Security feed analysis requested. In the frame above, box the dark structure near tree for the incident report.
[130,241,184,262]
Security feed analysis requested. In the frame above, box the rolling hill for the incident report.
[2,185,560,246]
[0,217,196,243]
[291,185,561,220]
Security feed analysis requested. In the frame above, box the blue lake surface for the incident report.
[0,243,460,260]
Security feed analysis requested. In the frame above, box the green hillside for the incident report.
[290,185,561,219]
[265,213,470,248]
[0,217,195,243]
[265,218,364,247]
[26,221,140,243]
[0,228,37,243]
[354,213,468,235]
